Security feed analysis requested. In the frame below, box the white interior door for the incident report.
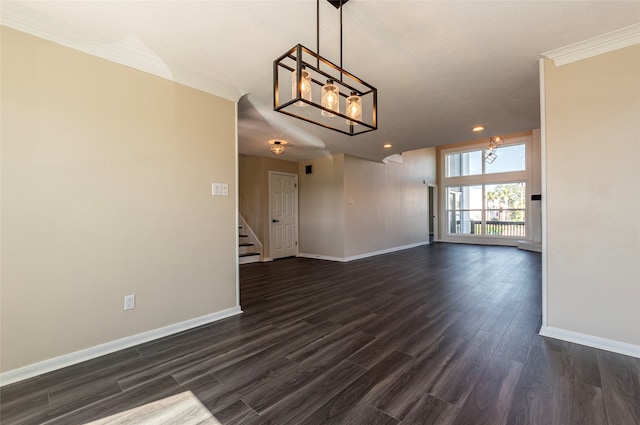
[269,172,298,259]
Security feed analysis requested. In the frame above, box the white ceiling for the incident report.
[2,1,639,162]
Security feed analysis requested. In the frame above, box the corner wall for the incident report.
[343,149,435,258]
[298,148,436,261]
[542,44,640,353]
[1,27,239,376]
[298,155,346,259]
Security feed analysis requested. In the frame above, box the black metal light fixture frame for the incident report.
[273,0,377,136]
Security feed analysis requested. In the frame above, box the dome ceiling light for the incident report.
[268,140,288,155]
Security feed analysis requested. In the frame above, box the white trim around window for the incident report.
[439,135,533,246]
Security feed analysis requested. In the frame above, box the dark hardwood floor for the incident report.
[2,244,639,424]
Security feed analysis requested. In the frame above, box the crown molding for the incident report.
[542,23,640,66]
[0,2,243,102]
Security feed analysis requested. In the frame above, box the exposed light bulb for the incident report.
[292,67,312,107]
[345,92,362,125]
[321,80,339,117]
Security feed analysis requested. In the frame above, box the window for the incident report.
[446,150,482,177]
[446,182,526,237]
[485,144,525,174]
[485,183,526,236]
[447,185,482,234]
[445,143,526,177]
[442,138,530,241]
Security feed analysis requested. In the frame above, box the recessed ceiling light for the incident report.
[472,126,485,132]
[383,144,392,148]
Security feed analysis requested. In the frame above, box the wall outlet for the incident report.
[124,294,135,311]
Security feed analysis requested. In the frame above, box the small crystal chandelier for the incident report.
[268,140,288,155]
[273,0,377,136]
[485,136,504,163]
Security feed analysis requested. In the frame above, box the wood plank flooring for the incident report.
[2,243,639,425]
[84,391,216,425]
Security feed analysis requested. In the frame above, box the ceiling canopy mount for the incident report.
[326,0,349,9]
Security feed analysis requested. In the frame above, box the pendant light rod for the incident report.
[340,0,343,82]
[316,0,345,81]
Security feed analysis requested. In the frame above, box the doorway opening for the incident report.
[428,185,437,243]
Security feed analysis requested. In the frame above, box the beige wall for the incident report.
[1,27,238,372]
[298,155,346,258]
[543,45,640,346]
[238,154,298,259]
[298,149,436,260]
[531,129,542,244]
[344,149,434,257]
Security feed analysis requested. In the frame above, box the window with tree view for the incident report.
[444,141,528,238]
[485,183,526,236]
[447,183,526,237]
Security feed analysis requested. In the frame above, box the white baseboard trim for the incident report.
[438,237,519,247]
[298,241,429,263]
[262,257,274,262]
[239,256,260,265]
[344,242,429,262]
[539,326,640,359]
[517,240,542,253]
[0,305,243,387]
[297,253,347,262]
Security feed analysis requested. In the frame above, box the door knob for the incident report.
[272,219,279,223]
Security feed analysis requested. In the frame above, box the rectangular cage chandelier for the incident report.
[273,0,377,136]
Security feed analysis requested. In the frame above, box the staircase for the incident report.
[238,214,262,264]
[239,227,260,264]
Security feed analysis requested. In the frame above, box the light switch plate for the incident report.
[212,183,229,196]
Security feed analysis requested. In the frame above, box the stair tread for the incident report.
[239,252,260,257]
[239,243,254,247]
[239,234,249,237]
